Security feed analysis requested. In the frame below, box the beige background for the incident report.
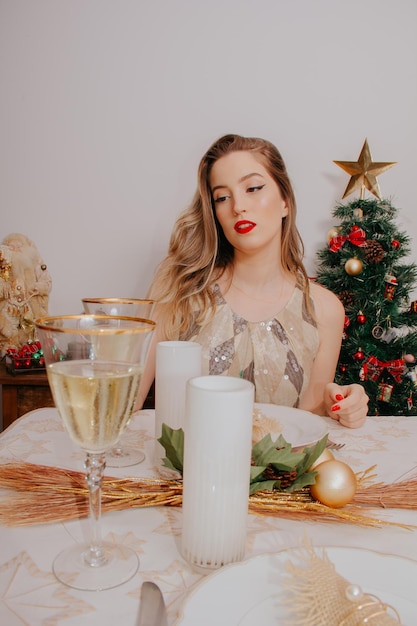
[1,0,416,313]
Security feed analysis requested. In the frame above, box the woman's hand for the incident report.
[324,382,368,428]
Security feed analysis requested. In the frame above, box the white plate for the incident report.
[252,403,328,447]
[175,548,417,625]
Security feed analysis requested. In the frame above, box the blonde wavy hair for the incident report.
[149,134,311,338]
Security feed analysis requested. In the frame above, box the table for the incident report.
[0,362,54,430]
[0,408,416,625]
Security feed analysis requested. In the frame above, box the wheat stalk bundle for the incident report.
[0,462,415,528]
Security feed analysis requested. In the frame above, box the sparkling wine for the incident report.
[48,359,142,453]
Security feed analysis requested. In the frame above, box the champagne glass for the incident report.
[81,297,155,467]
[35,314,155,591]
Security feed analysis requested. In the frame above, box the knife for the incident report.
[137,581,169,626]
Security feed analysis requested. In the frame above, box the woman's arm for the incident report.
[299,282,368,428]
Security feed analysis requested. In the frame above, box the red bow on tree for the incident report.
[329,225,367,253]
[362,355,405,383]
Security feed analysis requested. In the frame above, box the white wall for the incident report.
[1,0,416,314]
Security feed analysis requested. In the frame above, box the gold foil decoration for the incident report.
[283,540,402,625]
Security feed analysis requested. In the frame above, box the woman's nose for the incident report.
[232,196,246,215]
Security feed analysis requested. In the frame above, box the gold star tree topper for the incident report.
[334,139,396,200]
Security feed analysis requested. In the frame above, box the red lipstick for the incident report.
[234,220,256,234]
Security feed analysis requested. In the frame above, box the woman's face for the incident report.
[209,150,288,257]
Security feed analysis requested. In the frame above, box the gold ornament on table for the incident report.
[308,447,335,470]
[345,257,363,276]
[310,459,357,508]
[307,448,358,508]
[334,138,396,200]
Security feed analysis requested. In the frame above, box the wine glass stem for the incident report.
[85,452,106,567]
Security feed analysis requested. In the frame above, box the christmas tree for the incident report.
[315,139,417,416]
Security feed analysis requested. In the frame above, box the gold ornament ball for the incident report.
[308,448,334,470]
[327,227,340,242]
[345,257,363,276]
[310,459,357,508]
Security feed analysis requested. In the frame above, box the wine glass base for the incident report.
[106,446,145,468]
[53,542,139,591]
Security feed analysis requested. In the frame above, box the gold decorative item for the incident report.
[283,540,402,624]
[327,226,341,242]
[0,233,52,357]
[345,257,363,276]
[334,139,396,200]
[308,447,334,470]
[310,459,357,508]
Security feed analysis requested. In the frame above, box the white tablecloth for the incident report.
[0,408,416,625]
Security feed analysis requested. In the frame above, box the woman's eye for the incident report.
[247,185,265,193]
[214,195,228,203]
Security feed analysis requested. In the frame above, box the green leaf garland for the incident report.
[158,425,328,496]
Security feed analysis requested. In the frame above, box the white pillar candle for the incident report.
[181,375,254,573]
[154,341,202,472]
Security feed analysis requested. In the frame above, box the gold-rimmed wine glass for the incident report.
[35,314,155,591]
[81,297,155,467]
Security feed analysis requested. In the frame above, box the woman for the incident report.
[139,134,368,428]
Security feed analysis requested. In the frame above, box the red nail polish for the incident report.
[332,404,340,412]
[335,394,344,401]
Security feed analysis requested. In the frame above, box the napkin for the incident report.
[283,540,402,625]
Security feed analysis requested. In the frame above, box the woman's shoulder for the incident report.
[308,280,344,318]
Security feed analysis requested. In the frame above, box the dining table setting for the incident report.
[1,400,417,625]
[0,307,416,626]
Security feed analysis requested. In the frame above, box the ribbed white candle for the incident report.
[154,341,201,472]
[181,375,254,573]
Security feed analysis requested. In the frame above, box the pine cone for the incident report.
[338,290,355,308]
[263,465,298,488]
[364,239,385,263]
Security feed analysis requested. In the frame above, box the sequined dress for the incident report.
[181,284,319,407]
